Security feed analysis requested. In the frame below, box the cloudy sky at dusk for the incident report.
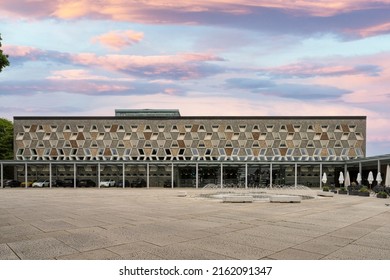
[1,0,390,156]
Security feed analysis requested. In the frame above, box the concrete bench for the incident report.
[269,195,301,203]
[223,195,253,203]
[317,191,334,197]
[178,191,187,197]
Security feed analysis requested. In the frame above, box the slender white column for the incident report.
[220,162,223,188]
[25,162,28,189]
[0,163,3,188]
[195,163,199,189]
[245,163,248,189]
[122,163,125,189]
[98,163,101,188]
[147,163,149,189]
[269,163,272,188]
[319,163,323,189]
[73,163,76,188]
[378,160,381,174]
[294,163,298,187]
[171,162,174,189]
[49,163,52,188]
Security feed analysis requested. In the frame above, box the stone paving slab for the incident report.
[7,237,78,259]
[1,188,390,260]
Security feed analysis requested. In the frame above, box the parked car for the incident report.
[163,179,175,188]
[100,179,116,187]
[131,178,147,188]
[20,181,34,188]
[78,179,96,188]
[4,179,21,187]
[32,179,51,188]
[116,180,130,188]
[61,178,79,187]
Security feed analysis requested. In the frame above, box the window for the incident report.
[307,125,314,131]
[349,125,357,132]
[145,125,152,132]
[253,125,260,132]
[90,125,98,132]
[280,125,287,131]
[104,125,111,132]
[321,125,328,132]
[266,125,274,132]
[118,125,125,132]
[239,125,246,132]
[198,125,206,132]
[157,125,165,132]
[212,125,219,132]
[77,125,84,132]
[131,125,138,132]
[184,125,192,132]
[37,125,44,132]
[16,133,24,140]
[171,125,178,132]
[225,125,233,132]
[293,125,301,132]
[64,125,71,132]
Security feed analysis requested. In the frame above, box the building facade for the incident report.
[0,110,374,189]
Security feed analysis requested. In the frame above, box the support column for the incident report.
[220,162,223,188]
[25,162,28,189]
[294,163,298,187]
[319,163,323,189]
[269,163,272,188]
[1,163,3,188]
[171,162,174,189]
[122,163,125,189]
[378,160,381,174]
[195,163,199,189]
[147,163,150,189]
[98,163,101,189]
[49,163,52,188]
[245,163,248,189]
[359,162,362,175]
[73,163,76,188]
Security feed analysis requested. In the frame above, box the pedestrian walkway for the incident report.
[1,188,390,260]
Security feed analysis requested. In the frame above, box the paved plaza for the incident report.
[1,187,390,260]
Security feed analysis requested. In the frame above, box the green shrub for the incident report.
[359,187,369,193]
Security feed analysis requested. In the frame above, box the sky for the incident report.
[1,0,390,156]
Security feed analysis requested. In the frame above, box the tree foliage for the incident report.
[0,118,13,160]
[0,33,10,73]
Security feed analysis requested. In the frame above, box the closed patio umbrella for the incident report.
[344,171,351,188]
[376,172,382,185]
[322,172,327,184]
[339,171,344,186]
[385,165,390,187]
[368,171,374,188]
[357,173,362,185]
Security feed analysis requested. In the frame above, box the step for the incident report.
[269,195,302,203]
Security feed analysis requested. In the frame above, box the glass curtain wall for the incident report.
[149,164,172,187]
[176,164,196,188]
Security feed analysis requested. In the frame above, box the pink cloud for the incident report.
[92,30,144,50]
[3,44,225,79]
[259,62,381,78]
[0,1,388,20]
[349,22,390,37]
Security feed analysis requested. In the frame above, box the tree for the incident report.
[0,118,13,160]
[0,33,10,73]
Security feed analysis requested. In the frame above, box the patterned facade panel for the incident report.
[14,117,366,161]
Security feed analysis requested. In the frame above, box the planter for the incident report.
[377,193,388,199]
[358,192,370,197]
[349,190,360,196]
[338,190,348,195]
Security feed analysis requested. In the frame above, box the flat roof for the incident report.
[14,116,367,120]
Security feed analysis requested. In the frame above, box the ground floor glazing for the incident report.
[1,158,389,189]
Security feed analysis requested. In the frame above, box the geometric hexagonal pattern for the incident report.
[14,116,366,161]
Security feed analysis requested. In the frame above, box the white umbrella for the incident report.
[368,171,374,185]
[338,171,344,185]
[385,165,390,187]
[357,173,362,185]
[376,172,382,185]
[321,172,327,184]
[344,171,351,187]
